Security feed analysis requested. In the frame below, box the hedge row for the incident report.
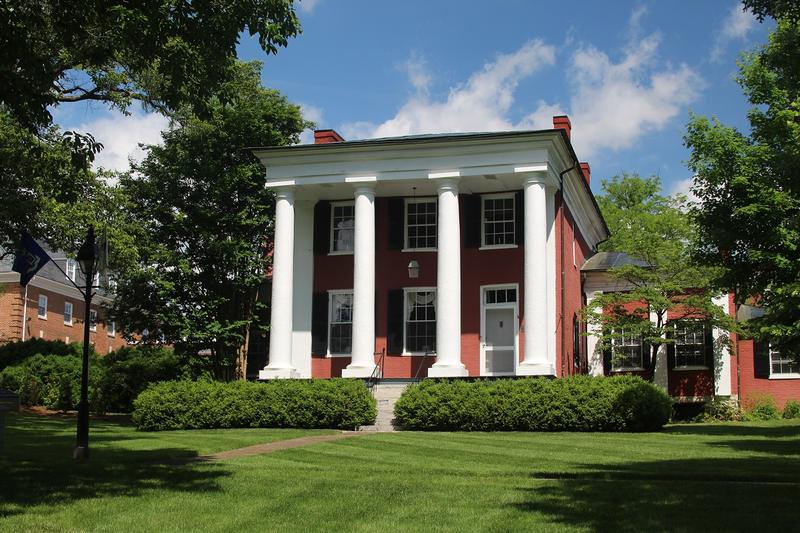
[0,343,181,413]
[394,375,672,432]
[132,379,377,431]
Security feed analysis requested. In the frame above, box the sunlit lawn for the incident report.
[2,412,799,531]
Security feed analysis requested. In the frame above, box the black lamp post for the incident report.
[74,226,97,460]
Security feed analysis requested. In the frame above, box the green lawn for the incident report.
[2,413,799,532]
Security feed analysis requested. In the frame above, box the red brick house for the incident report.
[0,248,129,354]
[251,116,800,408]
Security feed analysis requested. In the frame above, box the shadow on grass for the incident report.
[664,422,800,456]
[513,430,800,532]
[0,414,231,518]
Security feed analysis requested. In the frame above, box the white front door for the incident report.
[481,286,519,375]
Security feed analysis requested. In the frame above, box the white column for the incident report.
[518,174,556,376]
[343,185,378,378]
[260,188,298,379]
[650,310,669,391]
[585,291,604,376]
[429,178,468,377]
[713,295,733,397]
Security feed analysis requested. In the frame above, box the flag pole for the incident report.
[21,284,28,341]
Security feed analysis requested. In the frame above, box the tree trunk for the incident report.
[234,321,251,380]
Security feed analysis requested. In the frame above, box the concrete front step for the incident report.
[361,382,411,432]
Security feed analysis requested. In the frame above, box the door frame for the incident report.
[479,283,520,376]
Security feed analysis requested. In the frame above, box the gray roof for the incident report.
[1,242,114,296]
[581,251,650,272]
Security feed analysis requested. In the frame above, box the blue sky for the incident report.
[54,0,773,197]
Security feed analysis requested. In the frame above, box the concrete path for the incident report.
[199,431,363,461]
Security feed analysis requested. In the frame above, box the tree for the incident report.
[114,61,311,380]
[1,0,301,248]
[584,174,733,377]
[684,10,800,353]
[1,0,300,131]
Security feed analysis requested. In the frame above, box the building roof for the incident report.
[581,251,650,272]
[250,128,610,244]
[0,242,114,299]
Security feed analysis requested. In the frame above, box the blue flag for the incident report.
[12,233,52,287]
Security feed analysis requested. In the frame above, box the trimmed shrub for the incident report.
[393,375,672,432]
[95,346,181,413]
[782,400,800,419]
[132,379,377,431]
[699,397,744,422]
[0,338,80,370]
[743,393,781,421]
[0,353,103,411]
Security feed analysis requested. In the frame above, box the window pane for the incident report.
[612,329,643,369]
[330,293,353,354]
[406,200,437,249]
[332,204,354,252]
[406,290,436,352]
[482,196,516,246]
[674,322,707,367]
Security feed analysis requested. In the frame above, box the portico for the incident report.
[253,122,607,380]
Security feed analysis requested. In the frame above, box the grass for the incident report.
[2,413,799,532]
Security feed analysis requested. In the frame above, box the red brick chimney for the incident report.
[314,129,345,144]
[553,115,571,139]
[579,162,591,184]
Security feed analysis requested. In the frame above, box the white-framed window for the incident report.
[89,309,97,332]
[484,287,517,304]
[108,320,116,337]
[770,347,800,376]
[481,193,516,247]
[66,259,77,281]
[328,290,353,355]
[674,321,708,368]
[405,198,437,250]
[330,201,355,253]
[37,294,48,319]
[611,329,644,370]
[64,302,73,326]
[92,272,100,287]
[404,288,436,354]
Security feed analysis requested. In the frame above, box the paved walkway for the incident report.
[199,431,364,461]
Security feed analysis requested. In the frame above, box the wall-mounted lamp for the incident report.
[407,259,420,279]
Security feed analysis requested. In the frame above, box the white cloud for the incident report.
[402,52,432,95]
[77,111,168,172]
[668,176,700,204]
[711,4,757,61]
[297,0,320,14]
[561,35,703,158]
[298,102,324,144]
[341,40,557,139]
[342,23,701,160]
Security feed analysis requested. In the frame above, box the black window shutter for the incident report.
[602,332,612,375]
[311,292,329,355]
[388,198,405,250]
[704,323,715,369]
[641,339,652,370]
[515,190,524,246]
[387,289,404,354]
[463,194,482,248]
[313,201,331,255]
[754,340,770,378]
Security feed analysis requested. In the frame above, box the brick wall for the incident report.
[0,281,129,353]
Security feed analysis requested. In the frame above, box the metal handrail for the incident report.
[366,348,386,392]
[412,350,434,381]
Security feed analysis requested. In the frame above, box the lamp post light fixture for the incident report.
[74,226,97,460]
[407,259,420,279]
